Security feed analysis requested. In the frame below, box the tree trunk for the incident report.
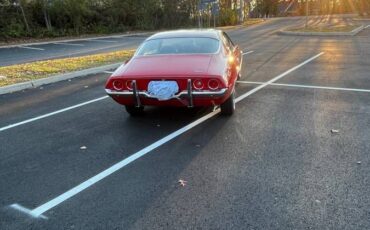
[364,0,370,15]
[19,0,31,34]
[43,1,52,31]
[332,0,336,14]
[358,0,365,16]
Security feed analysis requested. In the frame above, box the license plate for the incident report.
[147,81,179,100]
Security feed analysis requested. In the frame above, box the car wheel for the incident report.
[220,91,235,116]
[125,105,144,116]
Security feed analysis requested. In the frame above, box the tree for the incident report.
[357,0,370,16]
[18,0,31,34]
[41,0,52,31]
[255,0,278,18]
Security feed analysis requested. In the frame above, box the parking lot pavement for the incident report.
[1,17,370,229]
[0,36,147,67]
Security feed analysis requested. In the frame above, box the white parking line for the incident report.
[18,46,45,51]
[365,25,370,29]
[53,42,85,47]
[10,204,47,219]
[0,96,108,132]
[242,50,254,56]
[13,43,135,62]
[237,81,370,93]
[8,52,324,218]
[103,71,114,74]
[89,39,118,43]
[235,52,324,103]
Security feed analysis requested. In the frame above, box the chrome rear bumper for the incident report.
[105,80,227,107]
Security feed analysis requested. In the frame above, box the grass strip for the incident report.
[242,18,266,26]
[218,18,266,30]
[0,49,135,87]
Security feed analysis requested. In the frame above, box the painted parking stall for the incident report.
[7,52,324,218]
[1,16,370,229]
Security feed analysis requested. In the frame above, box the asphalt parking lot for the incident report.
[0,35,147,67]
[1,16,370,229]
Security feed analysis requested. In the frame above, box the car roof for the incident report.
[146,29,221,41]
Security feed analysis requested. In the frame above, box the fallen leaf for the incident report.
[331,129,339,134]
[178,179,187,187]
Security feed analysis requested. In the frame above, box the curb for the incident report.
[0,32,153,49]
[278,25,365,36]
[218,18,272,31]
[353,18,370,21]
[0,62,122,95]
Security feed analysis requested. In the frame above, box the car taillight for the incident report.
[228,55,235,64]
[113,80,124,90]
[208,79,219,90]
[193,79,204,90]
[126,80,133,90]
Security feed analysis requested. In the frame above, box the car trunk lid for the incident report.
[123,55,213,76]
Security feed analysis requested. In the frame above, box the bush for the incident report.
[219,8,238,26]
[3,21,27,38]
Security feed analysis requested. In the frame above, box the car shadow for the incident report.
[84,110,231,229]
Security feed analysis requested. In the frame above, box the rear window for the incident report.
[136,37,220,56]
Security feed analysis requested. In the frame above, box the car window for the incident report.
[136,37,220,55]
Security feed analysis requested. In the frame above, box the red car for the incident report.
[105,29,242,116]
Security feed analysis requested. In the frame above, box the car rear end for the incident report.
[105,75,230,108]
[105,30,237,115]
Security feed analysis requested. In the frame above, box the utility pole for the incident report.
[238,0,244,23]
[212,2,216,28]
[213,5,216,28]
[305,0,309,28]
[198,11,201,28]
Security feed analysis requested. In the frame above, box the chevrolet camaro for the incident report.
[105,29,242,116]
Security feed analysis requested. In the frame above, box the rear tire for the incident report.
[237,73,241,80]
[220,91,236,116]
[125,105,144,116]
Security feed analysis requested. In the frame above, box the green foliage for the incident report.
[220,8,238,26]
[0,0,200,40]
[3,20,26,38]
[1,0,367,40]
[254,0,278,17]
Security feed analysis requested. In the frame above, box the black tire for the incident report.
[125,105,144,116]
[237,73,241,80]
[220,91,235,116]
